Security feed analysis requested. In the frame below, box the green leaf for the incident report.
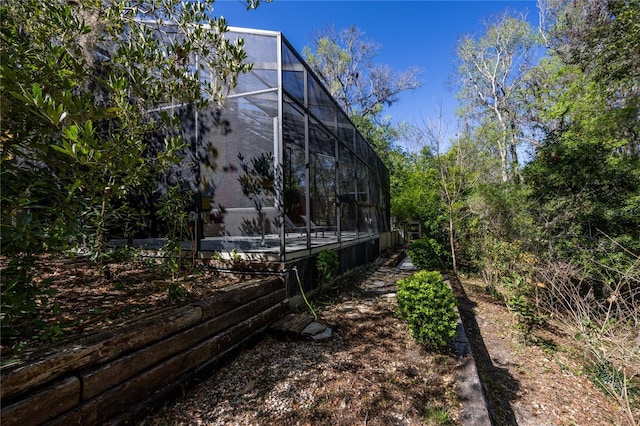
[63,124,79,142]
[8,90,33,105]
[31,83,42,103]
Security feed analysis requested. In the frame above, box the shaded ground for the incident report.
[142,261,462,425]
[2,254,630,425]
[0,256,247,361]
[451,275,628,426]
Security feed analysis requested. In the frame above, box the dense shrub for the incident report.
[1,0,257,352]
[407,238,449,270]
[396,270,458,351]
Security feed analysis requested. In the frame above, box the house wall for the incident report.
[282,237,383,301]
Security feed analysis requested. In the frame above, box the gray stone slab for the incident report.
[396,257,417,271]
[310,327,332,341]
[301,322,327,336]
[365,280,387,288]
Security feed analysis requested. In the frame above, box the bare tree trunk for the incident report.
[494,107,510,182]
[448,204,457,274]
[509,131,522,183]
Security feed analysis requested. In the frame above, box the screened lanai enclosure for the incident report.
[133,26,390,263]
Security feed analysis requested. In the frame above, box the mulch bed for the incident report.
[1,255,248,362]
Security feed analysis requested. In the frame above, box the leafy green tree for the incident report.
[302,23,423,183]
[539,0,639,86]
[524,117,640,259]
[303,25,422,120]
[1,0,257,346]
[390,147,446,242]
[455,11,540,182]
[2,0,253,256]
[303,24,424,234]
[524,0,640,260]
[349,113,400,165]
[416,109,492,273]
[529,5,639,411]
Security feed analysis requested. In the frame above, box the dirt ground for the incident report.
[452,275,633,426]
[1,254,632,425]
[0,256,255,361]
[142,261,462,425]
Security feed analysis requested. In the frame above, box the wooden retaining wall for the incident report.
[0,276,288,425]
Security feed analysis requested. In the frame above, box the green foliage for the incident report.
[585,359,640,405]
[468,183,534,241]
[408,238,449,271]
[477,238,526,288]
[168,282,187,301]
[293,266,317,321]
[349,113,398,162]
[157,184,192,285]
[1,0,259,340]
[459,183,535,274]
[1,257,42,343]
[434,2,640,418]
[434,133,488,273]
[317,249,339,284]
[455,11,540,183]
[392,168,442,232]
[397,270,458,351]
[552,0,640,90]
[390,148,447,244]
[505,286,545,345]
[523,1,640,268]
[475,238,544,342]
[524,121,640,262]
[423,407,456,426]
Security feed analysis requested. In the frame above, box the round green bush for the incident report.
[396,270,458,350]
[407,238,449,270]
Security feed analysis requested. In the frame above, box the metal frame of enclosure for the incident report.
[142,27,390,262]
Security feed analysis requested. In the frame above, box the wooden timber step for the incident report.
[269,311,332,341]
[269,311,315,336]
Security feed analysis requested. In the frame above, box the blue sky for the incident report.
[213,0,539,137]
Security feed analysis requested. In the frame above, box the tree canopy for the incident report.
[303,25,422,121]
[1,0,258,342]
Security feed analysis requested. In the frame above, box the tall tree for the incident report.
[389,146,445,242]
[302,24,423,231]
[303,25,422,121]
[455,11,540,182]
[524,0,640,258]
[1,0,254,255]
[420,112,485,274]
[538,0,639,154]
[0,0,257,340]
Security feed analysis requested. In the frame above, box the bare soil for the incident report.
[452,275,631,426]
[1,254,631,425]
[143,262,462,425]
